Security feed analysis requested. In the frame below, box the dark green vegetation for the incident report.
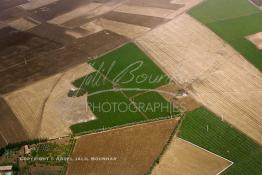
[189,0,262,70]
[180,108,262,175]
[0,139,47,156]
[70,43,178,134]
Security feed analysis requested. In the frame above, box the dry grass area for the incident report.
[94,18,150,39]
[8,18,38,31]
[67,119,179,175]
[247,32,262,49]
[19,0,59,10]
[152,138,232,175]
[137,14,262,145]
[4,63,95,139]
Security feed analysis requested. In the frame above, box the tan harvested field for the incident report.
[115,0,202,19]
[80,21,103,35]
[0,98,29,148]
[4,74,63,138]
[137,14,262,145]
[3,63,95,139]
[67,119,179,175]
[8,18,38,31]
[19,0,59,10]
[247,32,262,49]
[113,4,176,19]
[40,63,96,138]
[152,138,232,175]
[94,18,150,39]
[103,11,165,28]
[48,3,101,26]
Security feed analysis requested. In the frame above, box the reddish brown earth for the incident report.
[67,119,179,175]
[250,0,262,6]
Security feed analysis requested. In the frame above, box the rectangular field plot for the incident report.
[179,108,262,175]
[189,0,262,70]
[70,43,177,134]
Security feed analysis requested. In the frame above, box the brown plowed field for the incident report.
[0,98,29,148]
[250,0,262,7]
[103,11,165,28]
[137,14,262,145]
[67,119,179,175]
[0,0,27,11]
[0,29,127,94]
[126,0,185,10]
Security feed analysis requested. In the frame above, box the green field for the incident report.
[189,0,262,70]
[70,43,178,134]
[179,107,262,175]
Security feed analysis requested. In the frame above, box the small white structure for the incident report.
[24,145,31,155]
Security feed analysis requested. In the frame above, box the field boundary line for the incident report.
[177,138,234,175]
[74,117,179,138]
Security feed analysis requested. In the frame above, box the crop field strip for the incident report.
[188,0,262,70]
[179,107,262,175]
[136,13,262,145]
[70,43,179,134]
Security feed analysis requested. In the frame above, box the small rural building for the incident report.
[0,165,12,174]
[24,145,31,155]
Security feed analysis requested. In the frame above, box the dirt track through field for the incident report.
[152,138,232,175]
[137,14,262,145]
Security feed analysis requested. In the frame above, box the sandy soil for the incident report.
[247,32,262,49]
[19,0,59,10]
[8,18,38,31]
[67,119,179,175]
[94,18,150,39]
[152,138,232,175]
[137,14,262,145]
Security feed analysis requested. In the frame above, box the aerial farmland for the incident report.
[0,0,261,175]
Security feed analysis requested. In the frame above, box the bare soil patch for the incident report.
[0,0,27,11]
[247,32,262,49]
[8,18,38,31]
[0,7,28,22]
[137,14,262,145]
[93,18,150,39]
[158,83,201,112]
[0,98,29,148]
[19,0,60,11]
[0,29,127,95]
[31,165,62,175]
[152,138,232,175]
[28,23,75,45]
[127,0,185,10]
[67,119,179,175]
[103,11,165,28]
[113,4,176,19]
